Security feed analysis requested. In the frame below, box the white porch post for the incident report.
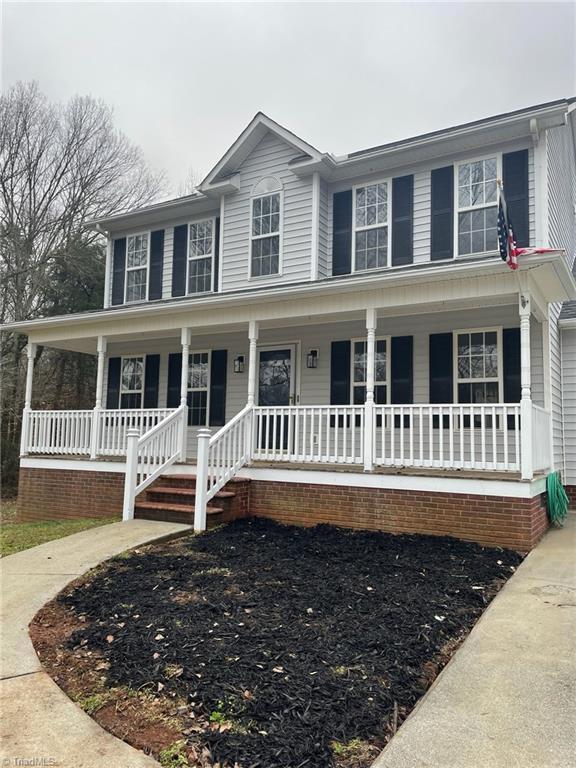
[364,308,376,471]
[122,427,139,521]
[90,335,107,458]
[519,293,534,480]
[20,342,36,456]
[194,427,211,532]
[180,328,191,461]
[245,320,259,459]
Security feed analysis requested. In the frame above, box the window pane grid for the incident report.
[187,352,209,426]
[188,221,213,294]
[353,340,388,403]
[354,182,388,271]
[120,357,144,409]
[457,331,499,404]
[126,234,148,302]
[251,194,280,277]
[457,158,498,255]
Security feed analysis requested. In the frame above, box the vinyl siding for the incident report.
[547,119,576,472]
[317,177,330,278]
[221,131,313,291]
[562,328,576,485]
[103,304,542,458]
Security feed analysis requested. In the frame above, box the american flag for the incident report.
[497,184,553,270]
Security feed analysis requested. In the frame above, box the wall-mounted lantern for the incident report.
[307,349,319,369]
[234,355,245,373]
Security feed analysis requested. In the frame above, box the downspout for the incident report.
[95,224,112,309]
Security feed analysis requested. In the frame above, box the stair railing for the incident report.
[194,404,254,532]
[123,404,188,521]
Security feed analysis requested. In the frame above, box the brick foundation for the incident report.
[17,467,124,522]
[565,485,576,510]
[248,481,549,551]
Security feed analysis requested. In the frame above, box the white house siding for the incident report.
[561,328,576,485]
[221,131,314,291]
[317,177,330,278]
[103,304,543,458]
[547,119,576,472]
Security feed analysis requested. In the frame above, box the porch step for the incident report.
[146,487,236,505]
[134,500,224,527]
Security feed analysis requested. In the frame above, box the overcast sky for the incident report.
[3,1,575,192]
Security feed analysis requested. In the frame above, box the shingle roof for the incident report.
[560,301,576,321]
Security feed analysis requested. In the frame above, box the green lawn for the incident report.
[0,500,119,557]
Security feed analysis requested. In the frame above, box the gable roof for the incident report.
[199,112,324,190]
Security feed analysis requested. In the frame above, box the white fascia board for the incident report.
[86,192,211,233]
[559,317,576,328]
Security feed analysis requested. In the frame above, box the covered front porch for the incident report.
[15,252,573,530]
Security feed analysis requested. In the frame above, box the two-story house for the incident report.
[9,99,576,551]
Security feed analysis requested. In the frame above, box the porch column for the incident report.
[364,308,376,471]
[90,335,107,458]
[519,293,533,480]
[20,342,36,456]
[180,328,191,461]
[247,320,259,406]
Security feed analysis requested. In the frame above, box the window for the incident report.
[457,157,499,255]
[353,181,389,271]
[120,357,144,408]
[352,338,389,404]
[455,329,501,404]
[251,193,281,277]
[187,351,210,426]
[188,220,214,294]
[125,234,149,303]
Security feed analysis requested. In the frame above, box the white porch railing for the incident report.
[373,404,522,472]
[194,405,254,532]
[25,410,94,455]
[252,405,365,465]
[95,408,175,456]
[123,404,187,521]
[532,404,552,472]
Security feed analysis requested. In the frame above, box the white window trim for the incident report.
[454,153,502,259]
[453,327,504,405]
[187,349,211,427]
[124,232,150,304]
[350,335,391,403]
[120,355,146,409]
[186,216,216,296]
[352,178,392,273]
[249,191,284,280]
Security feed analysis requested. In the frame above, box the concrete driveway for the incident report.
[0,519,191,768]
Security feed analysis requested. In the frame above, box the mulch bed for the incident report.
[31,518,523,768]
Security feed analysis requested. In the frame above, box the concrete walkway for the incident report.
[375,515,576,768]
[0,519,191,768]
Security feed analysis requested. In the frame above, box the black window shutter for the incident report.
[209,349,227,426]
[391,336,413,403]
[503,328,521,402]
[167,352,182,408]
[149,230,164,300]
[106,357,121,408]
[503,150,529,248]
[111,238,126,306]
[172,224,188,297]
[392,175,414,266]
[332,190,353,276]
[330,341,351,404]
[431,166,454,260]
[213,217,220,293]
[143,354,160,408]
[429,333,453,403]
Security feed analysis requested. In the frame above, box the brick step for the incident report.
[147,487,236,500]
[134,500,224,528]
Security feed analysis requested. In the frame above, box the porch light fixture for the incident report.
[307,349,319,369]
[234,355,245,373]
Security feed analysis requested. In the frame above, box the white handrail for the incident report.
[24,410,93,455]
[123,404,187,521]
[97,408,175,456]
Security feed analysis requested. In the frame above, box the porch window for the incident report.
[457,157,499,255]
[352,338,389,404]
[120,357,144,408]
[187,351,210,426]
[353,181,389,271]
[125,234,149,303]
[455,329,501,403]
[251,193,281,277]
[188,220,214,294]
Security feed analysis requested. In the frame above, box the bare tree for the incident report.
[0,81,167,494]
[177,166,201,197]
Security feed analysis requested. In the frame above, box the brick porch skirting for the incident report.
[565,485,576,510]
[17,467,124,522]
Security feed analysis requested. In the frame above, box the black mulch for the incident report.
[59,518,523,768]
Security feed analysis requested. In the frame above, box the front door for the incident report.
[257,345,297,451]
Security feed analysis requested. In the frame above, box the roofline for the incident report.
[3,251,574,337]
[559,317,576,327]
[85,191,207,230]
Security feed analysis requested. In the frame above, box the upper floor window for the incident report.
[120,356,144,408]
[455,329,501,404]
[352,337,389,404]
[457,157,499,256]
[188,219,214,294]
[125,234,149,303]
[353,181,389,271]
[251,193,281,277]
[187,351,210,426]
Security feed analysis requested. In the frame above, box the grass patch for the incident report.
[0,502,119,557]
[158,740,189,768]
[76,692,111,715]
